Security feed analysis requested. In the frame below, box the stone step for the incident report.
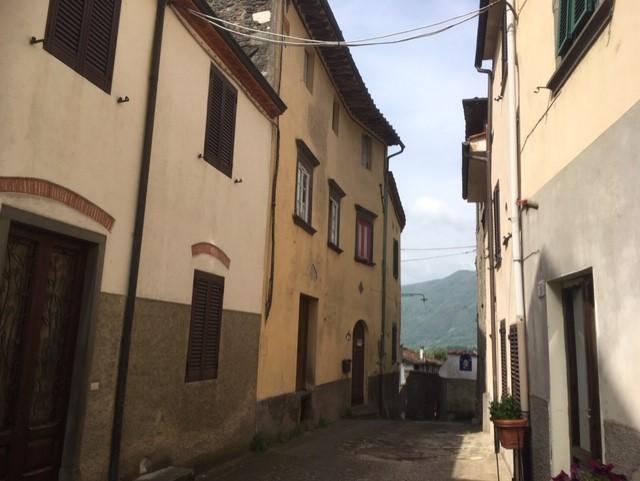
[135,467,194,481]
[350,404,379,419]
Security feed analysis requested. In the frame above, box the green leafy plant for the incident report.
[250,431,270,453]
[489,395,522,420]
[318,417,330,428]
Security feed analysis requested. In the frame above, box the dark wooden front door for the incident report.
[295,295,309,392]
[351,321,365,406]
[562,275,602,464]
[0,224,88,481]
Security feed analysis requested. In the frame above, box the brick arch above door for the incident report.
[191,242,231,269]
[0,177,115,231]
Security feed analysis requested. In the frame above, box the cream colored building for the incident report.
[207,0,406,432]
[467,0,640,480]
[0,0,284,480]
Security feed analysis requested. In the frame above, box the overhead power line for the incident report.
[402,245,476,252]
[401,249,476,263]
[188,1,502,48]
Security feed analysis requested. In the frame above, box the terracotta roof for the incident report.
[292,0,402,146]
[387,172,406,231]
[402,348,442,367]
[447,349,478,356]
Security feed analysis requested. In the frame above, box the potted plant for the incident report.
[489,395,528,449]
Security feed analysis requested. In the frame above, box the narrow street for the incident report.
[201,420,510,481]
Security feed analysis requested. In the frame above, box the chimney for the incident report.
[419,346,424,360]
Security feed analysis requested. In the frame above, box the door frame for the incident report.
[0,205,106,481]
[561,273,602,464]
[351,320,366,406]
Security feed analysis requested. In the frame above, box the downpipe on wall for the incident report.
[108,1,167,480]
[379,142,404,416]
[504,1,529,415]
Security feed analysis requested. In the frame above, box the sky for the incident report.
[327,0,486,285]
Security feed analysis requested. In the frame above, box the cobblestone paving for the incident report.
[200,420,511,481]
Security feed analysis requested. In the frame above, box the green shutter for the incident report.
[557,0,572,56]
[571,0,595,36]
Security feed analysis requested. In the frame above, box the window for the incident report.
[293,140,319,233]
[361,135,372,169]
[332,99,340,134]
[327,179,345,251]
[392,239,399,279]
[391,324,398,363]
[355,205,376,264]
[500,320,507,398]
[557,0,596,56]
[44,0,122,93]
[204,65,237,177]
[303,48,315,92]
[186,271,224,382]
[509,325,520,405]
[493,182,502,266]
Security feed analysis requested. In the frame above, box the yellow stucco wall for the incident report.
[258,4,400,401]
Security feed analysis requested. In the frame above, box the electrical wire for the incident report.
[190,1,499,45]
[188,1,502,48]
[401,249,476,263]
[402,245,476,251]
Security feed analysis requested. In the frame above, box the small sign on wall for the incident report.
[459,354,472,372]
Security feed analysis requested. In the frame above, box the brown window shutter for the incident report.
[82,0,122,92]
[509,324,521,405]
[44,0,121,93]
[204,65,237,177]
[500,320,507,398]
[44,0,87,68]
[186,271,224,382]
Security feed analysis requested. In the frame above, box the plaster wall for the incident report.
[257,3,397,402]
[138,8,274,314]
[0,0,156,295]
[513,0,640,198]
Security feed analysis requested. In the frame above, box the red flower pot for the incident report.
[492,418,529,449]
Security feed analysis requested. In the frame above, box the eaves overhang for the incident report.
[475,0,503,68]
[292,0,402,146]
[173,0,287,118]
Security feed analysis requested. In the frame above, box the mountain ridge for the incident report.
[401,270,477,349]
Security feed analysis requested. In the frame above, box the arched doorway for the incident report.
[351,321,366,406]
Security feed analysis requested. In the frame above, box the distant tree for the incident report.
[428,347,448,362]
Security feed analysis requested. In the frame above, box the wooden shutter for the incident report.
[571,0,595,36]
[509,324,521,405]
[557,0,572,55]
[500,320,508,398]
[82,0,121,91]
[204,65,237,177]
[44,0,121,93]
[391,324,398,363]
[186,271,224,382]
[393,239,399,279]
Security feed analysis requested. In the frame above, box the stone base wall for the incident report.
[367,372,403,419]
[118,299,261,479]
[604,421,640,480]
[529,395,550,481]
[441,379,476,421]
[256,378,350,436]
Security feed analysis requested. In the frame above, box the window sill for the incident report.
[328,242,343,254]
[292,214,316,235]
[355,256,375,267]
[547,0,614,94]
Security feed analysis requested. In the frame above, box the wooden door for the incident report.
[295,295,309,392]
[351,321,365,406]
[0,224,88,481]
[562,276,602,463]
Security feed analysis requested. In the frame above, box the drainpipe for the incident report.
[379,142,405,416]
[108,1,167,480]
[504,1,529,414]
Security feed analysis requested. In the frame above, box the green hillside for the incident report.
[401,270,477,350]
